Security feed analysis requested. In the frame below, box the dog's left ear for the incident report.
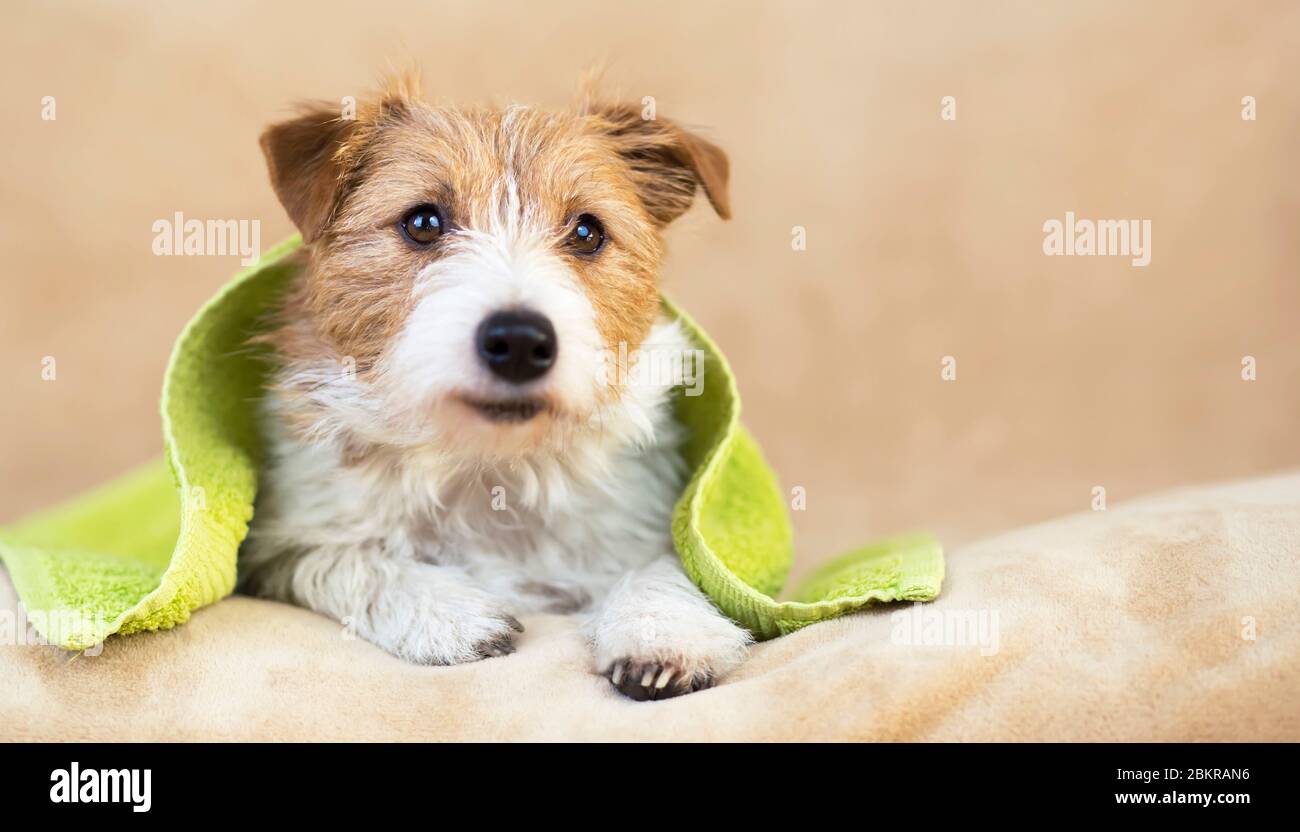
[588,103,731,224]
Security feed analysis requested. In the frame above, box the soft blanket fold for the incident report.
[0,238,943,649]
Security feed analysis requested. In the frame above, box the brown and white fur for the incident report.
[238,76,750,700]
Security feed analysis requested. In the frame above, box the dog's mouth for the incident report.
[459,395,549,424]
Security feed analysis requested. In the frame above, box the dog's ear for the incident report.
[587,102,731,224]
[261,75,419,241]
[260,104,356,242]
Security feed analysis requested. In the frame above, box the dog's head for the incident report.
[259,77,728,460]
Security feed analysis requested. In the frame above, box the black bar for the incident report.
[0,742,1283,817]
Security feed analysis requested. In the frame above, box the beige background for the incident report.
[2,1,1297,585]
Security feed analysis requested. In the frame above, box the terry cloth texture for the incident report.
[0,237,943,650]
[1,472,1295,741]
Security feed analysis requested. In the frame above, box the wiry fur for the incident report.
[240,77,749,699]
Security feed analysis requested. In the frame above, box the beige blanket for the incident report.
[3,472,1297,741]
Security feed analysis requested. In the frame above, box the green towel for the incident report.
[0,237,943,650]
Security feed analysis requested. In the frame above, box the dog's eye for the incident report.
[570,214,605,254]
[400,204,444,245]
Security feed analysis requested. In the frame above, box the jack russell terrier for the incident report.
[239,76,751,701]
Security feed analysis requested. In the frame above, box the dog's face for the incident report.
[260,82,728,459]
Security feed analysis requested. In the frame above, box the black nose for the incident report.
[476,310,557,384]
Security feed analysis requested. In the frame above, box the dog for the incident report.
[238,76,751,700]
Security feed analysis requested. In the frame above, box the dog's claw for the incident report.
[605,660,712,702]
[473,633,517,659]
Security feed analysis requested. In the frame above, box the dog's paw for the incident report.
[356,565,524,665]
[593,603,751,702]
[396,605,523,666]
[469,616,525,659]
[607,659,715,701]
